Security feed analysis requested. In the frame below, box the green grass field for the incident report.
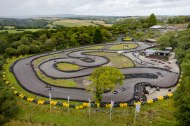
[52,19,96,27]
[36,70,77,87]
[56,62,80,71]
[85,52,134,68]
[109,44,139,50]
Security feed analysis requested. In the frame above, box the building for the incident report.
[144,49,170,57]
[144,49,156,56]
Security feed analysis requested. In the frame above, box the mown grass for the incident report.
[109,44,139,50]
[36,70,76,87]
[4,98,177,126]
[85,52,134,68]
[56,62,80,71]
[84,45,104,50]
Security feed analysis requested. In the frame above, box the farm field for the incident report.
[0,29,45,33]
[51,19,96,27]
[47,19,113,27]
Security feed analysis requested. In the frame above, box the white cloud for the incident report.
[0,0,189,17]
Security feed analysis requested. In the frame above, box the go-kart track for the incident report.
[12,41,180,103]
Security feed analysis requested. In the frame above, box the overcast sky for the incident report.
[0,0,190,17]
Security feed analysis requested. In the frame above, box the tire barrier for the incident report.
[125,73,158,79]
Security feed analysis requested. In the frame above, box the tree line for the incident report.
[112,13,159,41]
[158,29,190,126]
[0,18,49,29]
[0,26,115,57]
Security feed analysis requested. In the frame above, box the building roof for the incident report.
[155,50,170,54]
[144,49,170,54]
[144,49,156,53]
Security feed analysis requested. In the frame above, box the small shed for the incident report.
[150,25,163,29]
[165,47,173,52]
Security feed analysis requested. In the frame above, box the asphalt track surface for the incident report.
[13,42,179,103]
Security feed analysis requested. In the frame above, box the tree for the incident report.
[0,56,5,70]
[157,31,176,49]
[88,66,124,103]
[174,61,190,126]
[0,80,19,125]
[187,23,190,29]
[148,13,157,27]
[93,29,102,44]
[20,36,30,45]
[5,47,17,56]
[29,44,41,54]
[17,44,30,55]
[0,36,8,54]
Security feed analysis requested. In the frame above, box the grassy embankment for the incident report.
[4,98,177,126]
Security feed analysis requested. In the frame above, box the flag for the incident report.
[89,98,91,107]
[49,92,51,100]
[111,100,114,109]
[136,103,141,113]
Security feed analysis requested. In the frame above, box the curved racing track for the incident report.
[12,42,180,103]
